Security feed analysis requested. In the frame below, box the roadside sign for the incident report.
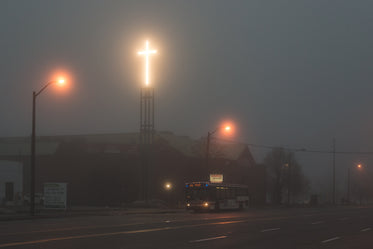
[44,182,67,209]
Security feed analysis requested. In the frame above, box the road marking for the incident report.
[261,228,280,232]
[361,228,371,232]
[1,216,243,236]
[0,222,145,236]
[0,214,293,237]
[0,219,248,248]
[1,215,260,238]
[311,221,324,225]
[322,237,340,243]
[189,236,227,243]
[0,227,172,248]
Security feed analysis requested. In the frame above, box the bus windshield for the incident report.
[185,187,214,201]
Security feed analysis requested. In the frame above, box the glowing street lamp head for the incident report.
[357,164,362,169]
[220,122,234,136]
[164,182,172,190]
[57,78,65,85]
[138,40,157,86]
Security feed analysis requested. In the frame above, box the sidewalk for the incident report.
[0,206,186,221]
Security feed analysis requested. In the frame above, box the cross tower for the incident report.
[137,40,157,202]
[138,40,157,145]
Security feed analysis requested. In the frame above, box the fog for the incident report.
[1,0,373,197]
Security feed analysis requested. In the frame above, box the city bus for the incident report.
[184,181,249,211]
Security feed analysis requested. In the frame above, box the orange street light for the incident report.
[221,122,235,136]
[205,123,235,174]
[30,77,68,216]
[57,78,65,85]
[347,163,364,204]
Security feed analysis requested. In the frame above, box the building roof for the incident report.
[0,137,58,156]
[0,132,255,163]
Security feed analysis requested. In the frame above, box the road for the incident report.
[0,206,372,249]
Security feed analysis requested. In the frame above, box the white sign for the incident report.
[210,174,223,183]
[44,183,67,209]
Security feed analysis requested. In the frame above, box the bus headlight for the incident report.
[203,202,209,207]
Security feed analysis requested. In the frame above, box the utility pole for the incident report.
[205,131,211,172]
[30,92,36,216]
[332,138,336,205]
[347,167,350,203]
[287,154,292,205]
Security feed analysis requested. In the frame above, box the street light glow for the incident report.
[357,164,362,169]
[165,182,172,190]
[138,40,157,86]
[220,122,234,136]
[57,78,65,86]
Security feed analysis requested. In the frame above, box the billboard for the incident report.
[44,182,67,209]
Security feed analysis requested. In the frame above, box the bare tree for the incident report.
[264,148,309,205]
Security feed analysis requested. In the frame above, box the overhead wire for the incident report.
[212,137,373,155]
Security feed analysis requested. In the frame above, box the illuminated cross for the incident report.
[138,40,157,86]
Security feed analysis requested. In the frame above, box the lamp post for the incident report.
[283,162,291,205]
[205,125,231,174]
[30,79,65,216]
[164,182,172,207]
[347,164,363,204]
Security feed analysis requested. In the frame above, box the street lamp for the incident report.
[347,163,363,204]
[283,159,292,205]
[30,78,66,216]
[205,124,233,174]
[164,182,172,190]
[164,182,172,207]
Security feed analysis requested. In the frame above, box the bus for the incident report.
[184,181,249,211]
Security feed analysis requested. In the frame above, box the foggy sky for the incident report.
[1,0,373,196]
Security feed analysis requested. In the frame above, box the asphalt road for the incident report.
[0,206,372,249]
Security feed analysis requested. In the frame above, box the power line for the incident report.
[213,137,373,155]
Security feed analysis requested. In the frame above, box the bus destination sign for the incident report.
[210,174,223,183]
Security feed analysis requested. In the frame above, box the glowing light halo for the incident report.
[215,121,236,138]
[57,78,65,86]
[138,40,157,86]
[164,182,172,190]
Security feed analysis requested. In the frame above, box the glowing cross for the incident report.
[138,40,157,86]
